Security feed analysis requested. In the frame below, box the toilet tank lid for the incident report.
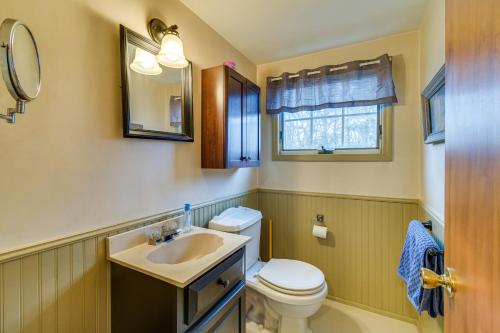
[209,206,262,232]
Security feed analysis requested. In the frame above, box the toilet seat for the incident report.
[258,278,325,296]
[246,261,328,306]
[256,259,325,296]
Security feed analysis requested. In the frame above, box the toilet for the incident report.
[209,207,328,333]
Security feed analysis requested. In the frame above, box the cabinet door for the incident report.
[186,282,245,333]
[226,72,245,168]
[244,81,260,167]
[211,301,242,333]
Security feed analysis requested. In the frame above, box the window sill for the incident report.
[272,151,392,162]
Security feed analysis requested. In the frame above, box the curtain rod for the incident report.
[269,56,393,82]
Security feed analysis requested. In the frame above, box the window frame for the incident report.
[272,105,393,162]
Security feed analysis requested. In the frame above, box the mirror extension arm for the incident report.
[0,100,24,123]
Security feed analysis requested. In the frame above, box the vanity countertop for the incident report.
[107,223,250,288]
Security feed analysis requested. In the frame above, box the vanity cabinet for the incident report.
[111,247,246,333]
[202,65,261,168]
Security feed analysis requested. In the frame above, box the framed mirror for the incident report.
[0,19,41,123]
[120,25,193,141]
[421,65,445,144]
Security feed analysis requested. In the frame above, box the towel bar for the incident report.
[422,220,433,231]
[421,220,444,257]
[427,248,444,256]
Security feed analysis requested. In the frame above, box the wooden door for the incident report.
[244,81,260,167]
[226,70,245,168]
[445,0,500,331]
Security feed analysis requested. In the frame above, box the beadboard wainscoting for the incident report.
[417,205,445,333]
[418,205,444,246]
[258,189,420,323]
[0,191,258,333]
[0,189,446,332]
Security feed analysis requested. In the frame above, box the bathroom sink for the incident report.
[108,225,250,287]
[147,232,224,264]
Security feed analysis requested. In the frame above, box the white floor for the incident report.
[309,299,418,333]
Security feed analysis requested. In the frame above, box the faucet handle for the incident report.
[148,227,163,245]
[162,221,176,231]
[162,221,178,233]
[162,221,181,238]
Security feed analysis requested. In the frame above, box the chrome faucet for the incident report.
[148,221,180,245]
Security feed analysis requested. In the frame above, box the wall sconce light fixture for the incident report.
[147,18,188,69]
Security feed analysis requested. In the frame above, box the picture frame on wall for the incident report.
[421,65,445,144]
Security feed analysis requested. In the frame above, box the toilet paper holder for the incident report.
[312,214,325,223]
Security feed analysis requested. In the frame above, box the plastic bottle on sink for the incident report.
[182,203,192,233]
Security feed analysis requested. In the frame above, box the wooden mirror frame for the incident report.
[119,25,194,142]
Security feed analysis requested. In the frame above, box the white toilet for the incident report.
[209,207,328,333]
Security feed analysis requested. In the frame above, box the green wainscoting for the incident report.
[259,189,420,323]
[418,205,444,246]
[0,188,447,332]
[0,190,258,333]
[417,204,445,333]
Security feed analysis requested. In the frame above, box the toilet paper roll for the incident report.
[312,225,328,239]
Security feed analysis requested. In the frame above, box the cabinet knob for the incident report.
[217,278,230,288]
[247,156,251,161]
[240,156,247,161]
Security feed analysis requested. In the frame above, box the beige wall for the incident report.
[418,1,445,332]
[257,32,422,200]
[0,0,258,253]
[419,0,445,222]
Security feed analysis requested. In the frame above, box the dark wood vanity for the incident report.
[201,65,260,168]
[111,247,246,333]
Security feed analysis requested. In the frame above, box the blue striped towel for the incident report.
[397,220,441,311]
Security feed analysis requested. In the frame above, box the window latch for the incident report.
[318,146,334,154]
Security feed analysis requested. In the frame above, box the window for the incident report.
[273,105,392,161]
[281,105,380,151]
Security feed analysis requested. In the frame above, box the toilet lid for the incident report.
[257,259,325,295]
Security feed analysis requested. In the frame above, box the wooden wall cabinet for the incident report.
[202,65,261,168]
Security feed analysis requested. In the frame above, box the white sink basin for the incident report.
[107,225,250,287]
[147,233,224,264]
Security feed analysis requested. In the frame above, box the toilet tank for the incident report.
[209,207,262,270]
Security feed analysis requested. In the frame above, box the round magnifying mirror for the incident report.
[0,18,41,117]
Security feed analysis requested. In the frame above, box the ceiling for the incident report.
[180,0,427,64]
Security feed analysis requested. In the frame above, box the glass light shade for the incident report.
[157,33,188,68]
[130,48,162,75]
